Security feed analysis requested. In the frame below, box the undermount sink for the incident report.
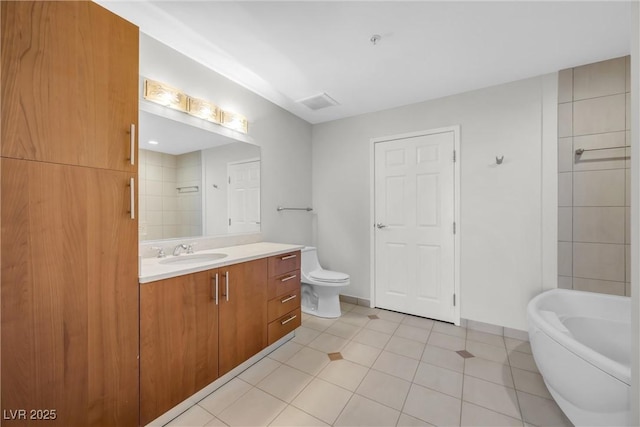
[159,253,228,265]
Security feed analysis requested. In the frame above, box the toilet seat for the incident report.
[309,269,349,283]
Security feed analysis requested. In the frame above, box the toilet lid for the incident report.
[309,270,349,283]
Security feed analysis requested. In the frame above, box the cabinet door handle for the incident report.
[281,314,297,325]
[212,273,219,305]
[281,294,297,304]
[225,271,229,302]
[281,254,297,261]
[129,177,135,220]
[280,274,297,282]
[129,123,136,165]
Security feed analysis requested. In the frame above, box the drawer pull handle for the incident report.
[281,294,297,304]
[281,314,297,325]
[281,254,297,260]
[281,274,297,282]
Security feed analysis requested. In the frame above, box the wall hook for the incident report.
[496,155,504,165]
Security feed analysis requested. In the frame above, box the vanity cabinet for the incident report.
[140,258,269,423]
[140,271,219,426]
[218,259,268,375]
[140,251,300,423]
[1,2,139,426]
[267,251,302,345]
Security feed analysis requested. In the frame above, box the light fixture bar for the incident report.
[143,79,188,112]
[142,78,248,134]
[221,111,249,133]
[187,97,221,123]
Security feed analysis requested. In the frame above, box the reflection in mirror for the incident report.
[138,110,260,242]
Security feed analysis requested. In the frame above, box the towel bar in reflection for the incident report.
[575,146,630,156]
[277,206,313,212]
[176,186,199,193]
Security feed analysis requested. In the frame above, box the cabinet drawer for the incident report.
[268,289,300,322]
[268,270,300,300]
[268,251,301,277]
[268,308,301,345]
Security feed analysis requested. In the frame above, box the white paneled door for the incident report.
[374,130,457,323]
[228,160,261,233]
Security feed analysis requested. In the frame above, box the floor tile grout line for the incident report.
[503,335,526,426]
[198,377,254,422]
[460,354,467,427]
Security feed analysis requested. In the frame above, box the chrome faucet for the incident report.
[173,244,188,256]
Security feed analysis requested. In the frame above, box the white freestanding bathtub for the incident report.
[527,289,631,426]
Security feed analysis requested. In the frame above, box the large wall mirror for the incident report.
[138,109,260,242]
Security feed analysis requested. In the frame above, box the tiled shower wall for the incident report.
[557,56,631,296]
[139,149,202,241]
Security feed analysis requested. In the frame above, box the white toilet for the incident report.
[300,246,350,318]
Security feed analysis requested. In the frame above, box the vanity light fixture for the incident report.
[148,140,159,145]
[221,111,249,134]
[142,78,248,134]
[143,79,188,112]
[187,97,221,124]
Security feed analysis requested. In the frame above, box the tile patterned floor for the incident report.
[164,303,574,427]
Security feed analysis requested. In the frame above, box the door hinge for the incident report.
[228,218,231,226]
[453,293,456,307]
[453,222,456,234]
[453,150,457,163]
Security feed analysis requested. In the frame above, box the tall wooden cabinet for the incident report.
[1,1,138,172]
[1,2,139,426]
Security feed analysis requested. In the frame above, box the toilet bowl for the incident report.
[300,246,350,318]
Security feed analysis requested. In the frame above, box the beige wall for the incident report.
[557,56,631,296]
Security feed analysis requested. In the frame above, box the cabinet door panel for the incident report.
[219,259,268,376]
[140,271,219,426]
[0,159,138,426]
[1,1,138,171]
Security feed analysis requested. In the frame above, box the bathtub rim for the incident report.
[527,288,631,385]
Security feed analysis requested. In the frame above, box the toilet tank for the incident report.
[301,246,321,274]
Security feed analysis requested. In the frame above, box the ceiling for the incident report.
[98,1,633,124]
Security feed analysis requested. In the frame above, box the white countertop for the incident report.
[139,242,304,284]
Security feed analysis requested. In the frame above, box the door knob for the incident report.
[375,223,387,229]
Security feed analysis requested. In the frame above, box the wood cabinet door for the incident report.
[140,270,219,426]
[218,259,268,376]
[1,1,138,172]
[0,158,139,426]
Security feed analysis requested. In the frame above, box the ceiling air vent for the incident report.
[298,93,339,110]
